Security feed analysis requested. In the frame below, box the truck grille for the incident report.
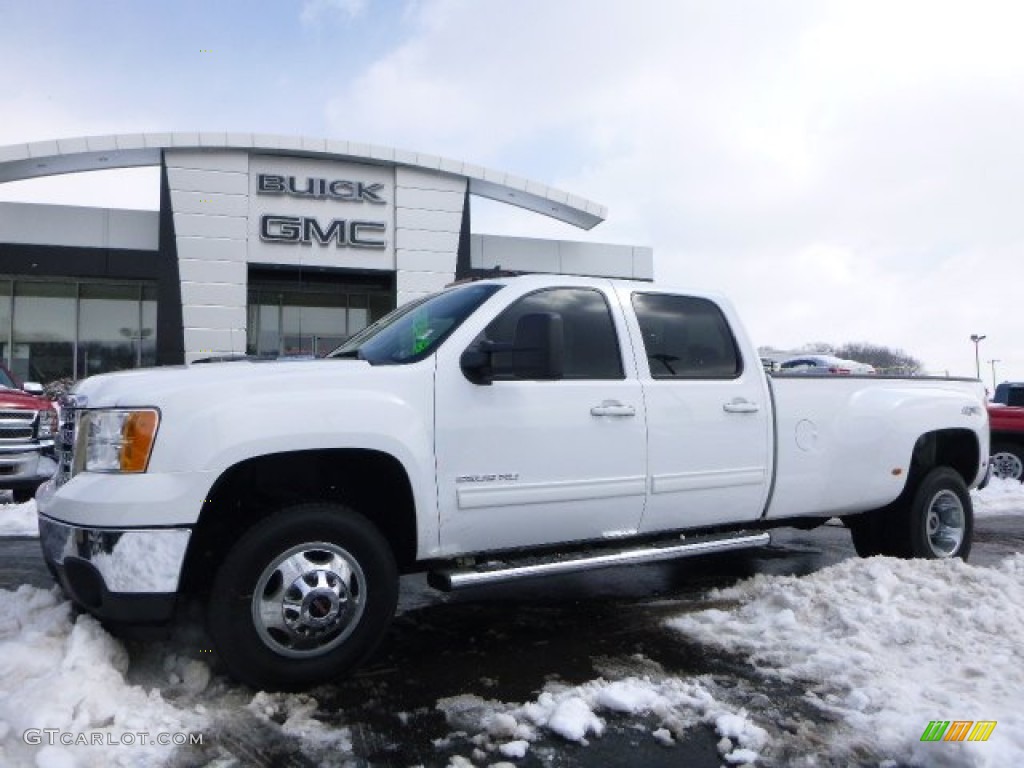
[55,406,78,487]
[0,409,36,443]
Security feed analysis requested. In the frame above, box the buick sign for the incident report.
[257,174,386,204]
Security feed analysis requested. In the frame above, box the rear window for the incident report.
[631,293,742,379]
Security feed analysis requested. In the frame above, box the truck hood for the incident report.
[71,358,394,408]
[0,386,53,410]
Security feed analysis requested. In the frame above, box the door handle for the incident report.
[591,400,636,417]
[723,399,759,414]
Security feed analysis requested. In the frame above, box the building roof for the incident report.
[0,132,606,230]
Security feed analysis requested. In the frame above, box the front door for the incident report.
[434,285,647,554]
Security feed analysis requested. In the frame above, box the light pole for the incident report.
[970,334,986,379]
[989,359,1000,390]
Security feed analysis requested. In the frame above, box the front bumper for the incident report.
[39,514,190,623]
[0,447,56,491]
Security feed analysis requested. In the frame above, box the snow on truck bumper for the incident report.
[38,514,190,623]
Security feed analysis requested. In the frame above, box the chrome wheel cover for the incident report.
[991,451,1023,481]
[924,489,965,558]
[250,542,367,658]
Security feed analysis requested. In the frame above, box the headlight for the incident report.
[77,409,160,473]
[38,409,58,439]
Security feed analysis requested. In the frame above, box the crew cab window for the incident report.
[479,288,624,379]
[631,293,742,379]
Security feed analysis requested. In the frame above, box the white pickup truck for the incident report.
[37,274,989,690]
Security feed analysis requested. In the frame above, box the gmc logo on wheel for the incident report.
[260,215,387,248]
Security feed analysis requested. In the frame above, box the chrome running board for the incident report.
[428,531,771,591]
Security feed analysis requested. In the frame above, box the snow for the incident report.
[972,476,1024,517]
[668,553,1024,765]
[0,585,352,767]
[0,585,204,767]
[0,498,38,537]
[438,676,768,763]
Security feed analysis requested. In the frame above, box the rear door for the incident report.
[434,284,647,554]
[620,289,773,531]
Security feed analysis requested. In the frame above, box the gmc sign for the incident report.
[260,216,386,248]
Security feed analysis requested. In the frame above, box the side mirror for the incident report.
[460,312,565,385]
[22,382,44,396]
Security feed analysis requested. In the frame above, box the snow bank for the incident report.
[668,554,1024,766]
[973,476,1024,517]
[0,498,38,537]
[0,585,206,767]
[437,676,768,764]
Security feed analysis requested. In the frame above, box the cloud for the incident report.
[301,0,368,25]
[318,0,1024,377]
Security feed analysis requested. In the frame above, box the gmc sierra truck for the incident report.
[37,274,989,690]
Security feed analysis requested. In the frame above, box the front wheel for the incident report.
[207,503,398,691]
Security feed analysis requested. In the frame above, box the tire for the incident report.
[846,507,900,558]
[12,487,35,504]
[990,442,1024,481]
[206,503,398,691]
[899,467,973,560]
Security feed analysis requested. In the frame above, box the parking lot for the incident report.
[2,503,1022,767]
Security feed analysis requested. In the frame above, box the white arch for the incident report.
[0,132,606,230]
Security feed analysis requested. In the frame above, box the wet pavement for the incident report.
[3,516,1023,767]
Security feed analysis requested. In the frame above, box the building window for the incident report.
[0,278,157,384]
[247,271,393,357]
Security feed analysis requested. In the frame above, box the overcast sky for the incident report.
[1,0,1022,381]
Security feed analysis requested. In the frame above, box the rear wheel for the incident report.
[847,467,972,560]
[207,503,398,691]
[990,442,1024,481]
[901,467,972,560]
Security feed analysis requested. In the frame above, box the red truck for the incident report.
[0,365,58,502]
[989,382,1024,481]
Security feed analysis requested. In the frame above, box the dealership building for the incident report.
[0,132,652,383]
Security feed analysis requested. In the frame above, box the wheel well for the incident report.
[910,429,979,486]
[180,449,417,595]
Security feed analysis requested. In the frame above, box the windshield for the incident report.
[328,282,503,364]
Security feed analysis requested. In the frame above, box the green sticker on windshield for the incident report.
[411,310,431,354]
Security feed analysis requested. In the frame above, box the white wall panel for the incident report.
[173,213,248,240]
[183,328,247,362]
[175,237,247,263]
[396,271,454,294]
[177,258,247,285]
[393,187,463,212]
[180,281,247,308]
[395,229,460,254]
[170,190,248,217]
[393,208,462,233]
[164,149,248,174]
[182,304,248,331]
[167,167,248,195]
[395,248,458,274]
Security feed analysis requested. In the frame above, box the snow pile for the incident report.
[668,554,1024,766]
[0,498,38,537]
[972,476,1024,517]
[0,585,207,767]
[437,676,768,765]
[248,691,353,757]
